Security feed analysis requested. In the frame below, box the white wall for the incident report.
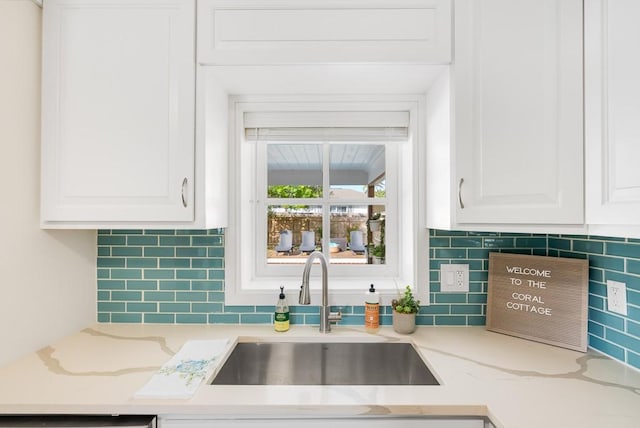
[0,0,97,366]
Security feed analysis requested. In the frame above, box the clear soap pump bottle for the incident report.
[274,286,290,332]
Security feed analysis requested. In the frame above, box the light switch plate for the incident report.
[440,264,469,293]
[607,280,628,316]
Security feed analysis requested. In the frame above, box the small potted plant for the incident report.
[370,244,385,264]
[391,285,420,334]
[367,212,383,232]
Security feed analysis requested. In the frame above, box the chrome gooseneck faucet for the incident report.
[299,251,342,333]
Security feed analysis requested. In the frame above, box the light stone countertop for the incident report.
[0,324,639,428]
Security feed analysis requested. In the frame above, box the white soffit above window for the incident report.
[206,64,447,94]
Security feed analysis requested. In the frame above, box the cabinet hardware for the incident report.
[181,177,188,208]
[458,178,465,209]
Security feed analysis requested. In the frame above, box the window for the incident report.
[226,97,428,306]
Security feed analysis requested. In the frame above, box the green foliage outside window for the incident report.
[268,185,322,199]
[268,185,323,211]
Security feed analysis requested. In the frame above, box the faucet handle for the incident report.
[328,311,342,323]
[299,284,311,305]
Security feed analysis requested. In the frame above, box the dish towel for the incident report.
[135,338,230,399]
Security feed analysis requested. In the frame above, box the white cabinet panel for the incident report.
[585,0,640,226]
[41,0,195,226]
[197,0,451,65]
[452,0,583,225]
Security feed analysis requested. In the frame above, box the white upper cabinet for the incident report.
[447,0,584,226]
[197,0,451,65]
[585,0,640,227]
[41,0,196,227]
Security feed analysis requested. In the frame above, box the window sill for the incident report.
[225,277,427,306]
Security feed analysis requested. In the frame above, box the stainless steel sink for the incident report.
[210,342,439,385]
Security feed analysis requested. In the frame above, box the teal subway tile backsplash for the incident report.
[588,255,626,272]
[128,303,157,313]
[435,316,467,325]
[97,228,640,370]
[482,237,515,248]
[111,291,141,301]
[159,280,189,291]
[159,258,190,268]
[433,294,467,304]
[177,314,207,324]
[145,313,175,323]
[605,271,640,292]
[97,258,125,268]
[127,258,157,268]
[160,236,190,246]
[628,259,640,275]
[97,235,125,245]
[176,269,207,279]
[127,235,159,246]
[144,269,174,279]
[112,247,142,257]
[628,320,640,338]
[589,308,625,331]
[98,280,124,290]
[550,233,640,370]
[144,291,175,302]
[111,313,141,323]
[177,291,207,302]
[160,303,191,313]
[628,291,640,307]
[607,242,640,258]
[586,336,626,361]
[111,269,141,279]
[588,294,605,311]
[573,239,604,254]
[241,314,273,324]
[434,248,467,259]
[144,247,175,257]
[450,237,483,248]
[209,313,239,324]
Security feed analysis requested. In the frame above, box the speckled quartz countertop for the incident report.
[0,324,639,428]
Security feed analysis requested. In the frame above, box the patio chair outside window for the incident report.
[275,230,293,253]
[350,230,366,253]
[299,231,316,253]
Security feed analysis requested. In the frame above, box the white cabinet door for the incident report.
[585,0,640,226]
[41,0,195,226]
[453,0,584,225]
[197,0,451,65]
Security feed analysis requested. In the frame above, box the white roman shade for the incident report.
[244,111,409,142]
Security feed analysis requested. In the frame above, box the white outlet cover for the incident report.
[607,280,628,316]
[440,264,469,293]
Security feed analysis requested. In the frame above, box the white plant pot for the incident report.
[392,311,416,334]
[368,220,381,232]
[371,256,384,264]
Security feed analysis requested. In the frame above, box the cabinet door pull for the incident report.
[181,177,188,208]
[458,178,465,209]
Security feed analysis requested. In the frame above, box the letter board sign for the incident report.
[487,253,589,352]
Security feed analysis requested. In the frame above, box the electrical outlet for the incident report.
[440,264,469,293]
[607,280,628,316]
[456,270,465,288]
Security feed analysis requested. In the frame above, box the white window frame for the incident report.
[255,137,397,279]
[225,95,429,306]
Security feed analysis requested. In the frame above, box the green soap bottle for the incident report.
[274,286,290,332]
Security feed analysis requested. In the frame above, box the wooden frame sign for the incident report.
[487,253,589,352]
